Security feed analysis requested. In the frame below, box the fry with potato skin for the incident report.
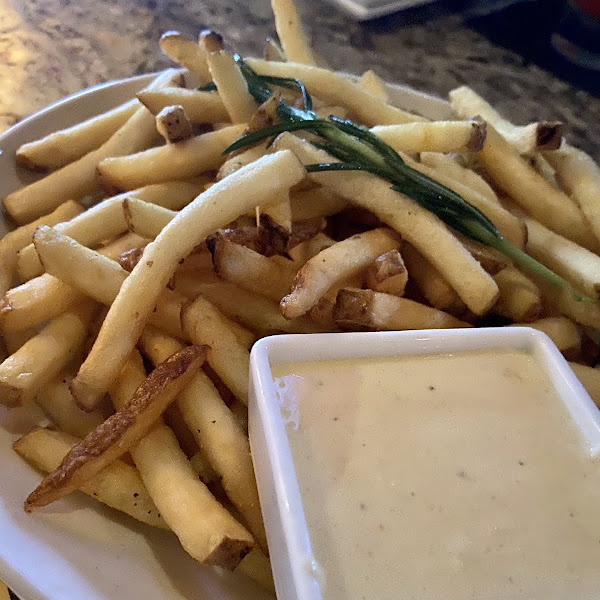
[25,345,207,510]
[122,198,176,239]
[281,228,400,318]
[366,250,408,297]
[274,133,499,315]
[334,288,471,331]
[14,427,167,529]
[111,350,255,570]
[492,266,542,323]
[71,150,305,411]
[139,327,268,553]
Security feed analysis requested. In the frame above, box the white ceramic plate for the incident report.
[0,72,449,600]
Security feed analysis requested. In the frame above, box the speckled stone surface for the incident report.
[0,0,598,159]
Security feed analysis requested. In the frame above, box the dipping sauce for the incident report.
[272,348,600,600]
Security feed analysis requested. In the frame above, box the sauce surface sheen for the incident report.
[272,348,600,600]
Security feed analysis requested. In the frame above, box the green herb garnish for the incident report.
[223,58,590,302]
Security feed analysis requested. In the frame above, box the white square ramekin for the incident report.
[248,327,600,600]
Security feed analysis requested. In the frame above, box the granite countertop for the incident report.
[0,0,598,160]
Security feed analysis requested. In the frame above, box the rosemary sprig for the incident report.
[222,59,590,302]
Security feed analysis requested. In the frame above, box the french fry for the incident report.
[365,249,408,296]
[545,145,600,248]
[246,58,425,126]
[181,295,251,404]
[371,120,486,153]
[492,266,542,323]
[569,362,600,406]
[288,232,336,265]
[159,31,211,84]
[16,182,202,281]
[455,233,510,276]
[25,345,206,509]
[163,403,199,458]
[3,69,181,224]
[0,200,83,294]
[229,397,249,434]
[271,0,316,65]
[123,198,176,239]
[403,153,526,248]
[139,327,268,553]
[137,87,229,123]
[2,329,37,355]
[477,125,596,251]
[508,317,581,360]
[274,133,498,315]
[290,186,348,221]
[110,350,254,569]
[210,238,297,301]
[334,288,471,330]
[264,36,286,62]
[96,125,245,192]
[449,86,564,153]
[14,427,168,529]
[419,152,499,205]
[401,244,467,314]
[155,105,193,144]
[36,374,105,438]
[262,190,292,236]
[281,228,400,318]
[529,154,560,189]
[524,217,600,299]
[189,449,219,484]
[16,99,139,171]
[0,302,96,407]
[217,144,269,181]
[201,32,257,124]
[179,280,323,335]
[358,70,389,101]
[71,150,305,411]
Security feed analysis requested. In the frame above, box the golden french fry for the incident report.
[0,302,96,407]
[3,69,181,224]
[189,449,219,484]
[96,125,245,192]
[529,154,560,189]
[358,70,389,101]
[181,295,251,404]
[110,350,254,569]
[14,427,168,529]
[16,183,202,282]
[246,58,425,126]
[545,145,600,248]
[217,144,269,181]
[201,32,257,123]
[525,216,600,300]
[236,548,275,592]
[0,200,83,294]
[123,198,176,239]
[159,31,211,83]
[477,125,596,251]
[264,36,286,62]
[36,374,105,438]
[139,327,268,553]
[449,86,564,153]
[287,231,336,265]
[334,288,471,330]
[455,233,510,276]
[271,0,316,65]
[371,120,486,153]
[281,228,400,318]
[401,244,467,314]
[25,345,206,509]
[71,150,305,411]
[274,133,498,315]
[508,317,581,359]
[365,249,408,296]
[210,238,297,302]
[137,88,229,123]
[569,362,600,406]
[16,99,139,171]
[419,152,499,205]
[262,190,292,235]
[492,266,542,323]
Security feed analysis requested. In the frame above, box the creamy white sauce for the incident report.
[272,349,600,600]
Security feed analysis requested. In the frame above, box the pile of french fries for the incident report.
[2,0,600,593]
